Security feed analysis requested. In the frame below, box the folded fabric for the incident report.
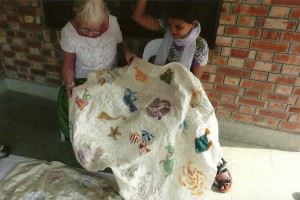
[69,58,223,200]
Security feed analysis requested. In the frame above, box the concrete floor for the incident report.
[0,91,81,168]
[208,138,300,200]
[1,91,300,200]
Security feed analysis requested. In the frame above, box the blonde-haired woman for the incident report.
[58,0,136,140]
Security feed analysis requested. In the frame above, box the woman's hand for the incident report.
[65,82,75,98]
[125,51,137,65]
[118,40,137,65]
[66,87,74,98]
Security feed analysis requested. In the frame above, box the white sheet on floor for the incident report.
[0,155,35,181]
[0,156,122,200]
[69,58,223,200]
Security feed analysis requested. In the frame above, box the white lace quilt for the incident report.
[69,58,223,200]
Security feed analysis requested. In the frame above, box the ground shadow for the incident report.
[293,192,300,200]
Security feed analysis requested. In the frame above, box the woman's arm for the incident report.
[118,40,136,64]
[62,51,76,98]
[192,37,209,80]
[132,0,160,31]
[192,65,206,80]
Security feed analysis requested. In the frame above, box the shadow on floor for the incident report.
[0,91,81,168]
[293,192,300,200]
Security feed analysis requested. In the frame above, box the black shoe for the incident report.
[0,145,9,159]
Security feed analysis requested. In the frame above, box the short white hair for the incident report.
[73,0,109,26]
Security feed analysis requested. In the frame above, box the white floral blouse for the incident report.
[60,15,123,78]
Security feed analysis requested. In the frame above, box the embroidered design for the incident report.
[160,68,173,84]
[190,87,201,108]
[130,170,154,199]
[134,66,148,83]
[96,71,116,86]
[146,98,171,120]
[141,130,155,145]
[123,88,138,112]
[78,144,103,164]
[160,145,175,177]
[139,143,151,155]
[78,144,92,164]
[130,130,154,154]
[179,160,207,196]
[75,173,93,188]
[195,128,212,153]
[44,170,64,184]
[97,111,126,122]
[130,132,141,144]
[166,145,175,154]
[108,126,121,140]
[75,88,91,111]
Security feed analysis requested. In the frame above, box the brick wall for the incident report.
[0,0,299,133]
[205,0,300,133]
[0,0,62,85]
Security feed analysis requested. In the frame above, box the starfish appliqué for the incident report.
[108,126,121,140]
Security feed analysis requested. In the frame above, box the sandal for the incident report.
[0,145,10,159]
[212,158,232,193]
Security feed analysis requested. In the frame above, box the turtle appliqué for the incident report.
[160,145,175,177]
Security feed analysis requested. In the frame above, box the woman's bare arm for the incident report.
[132,0,160,32]
[62,51,76,98]
[192,66,206,80]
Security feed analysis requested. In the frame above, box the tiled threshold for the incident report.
[1,77,299,152]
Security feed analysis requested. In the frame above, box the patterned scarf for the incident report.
[154,21,201,70]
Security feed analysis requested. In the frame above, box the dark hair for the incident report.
[164,1,199,23]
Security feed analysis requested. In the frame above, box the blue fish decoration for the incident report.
[123,88,138,112]
[141,130,154,145]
